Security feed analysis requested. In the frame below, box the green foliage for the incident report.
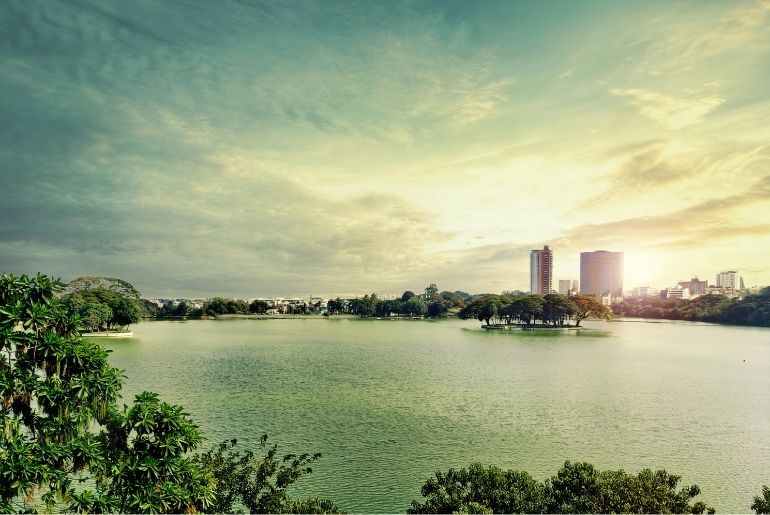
[0,273,124,512]
[570,295,612,327]
[249,299,270,314]
[65,276,141,302]
[753,485,770,514]
[79,391,216,513]
[196,437,340,514]
[78,300,114,332]
[111,297,142,328]
[410,461,714,514]
[326,298,347,315]
[141,299,159,318]
[458,293,603,327]
[63,276,143,330]
[408,463,546,514]
[204,297,250,316]
[614,289,770,327]
[403,296,428,317]
[1,273,337,513]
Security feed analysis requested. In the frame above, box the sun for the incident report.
[623,250,667,291]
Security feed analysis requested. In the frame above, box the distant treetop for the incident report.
[64,276,141,301]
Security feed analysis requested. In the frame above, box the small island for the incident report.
[458,292,612,329]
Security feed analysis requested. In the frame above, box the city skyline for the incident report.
[2,1,770,297]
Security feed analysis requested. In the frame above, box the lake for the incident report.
[100,318,770,512]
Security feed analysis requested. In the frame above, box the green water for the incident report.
[101,318,770,512]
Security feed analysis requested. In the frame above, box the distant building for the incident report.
[660,288,691,299]
[716,271,741,290]
[530,245,553,294]
[558,279,577,295]
[632,286,660,297]
[677,277,707,296]
[580,250,624,301]
[572,280,579,293]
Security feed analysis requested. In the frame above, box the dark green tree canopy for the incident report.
[63,276,143,331]
[64,276,141,302]
[409,461,715,514]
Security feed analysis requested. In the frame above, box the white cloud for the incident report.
[611,87,725,129]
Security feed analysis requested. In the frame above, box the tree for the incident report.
[79,300,114,331]
[249,299,270,314]
[141,299,159,317]
[74,391,216,513]
[0,273,124,512]
[542,294,576,326]
[111,297,141,329]
[65,276,141,303]
[519,295,544,326]
[571,295,612,327]
[63,277,143,330]
[196,437,340,514]
[410,460,714,514]
[401,291,416,302]
[326,298,346,315]
[427,300,448,318]
[424,284,438,300]
[403,296,428,317]
[458,295,503,325]
[408,463,546,514]
[753,486,770,514]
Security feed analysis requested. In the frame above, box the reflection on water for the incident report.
[100,318,770,513]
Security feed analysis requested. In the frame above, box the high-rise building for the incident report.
[716,271,741,290]
[580,250,624,300]
[530,245,553,294]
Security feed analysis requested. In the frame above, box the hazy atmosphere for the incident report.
[2,0,769,297]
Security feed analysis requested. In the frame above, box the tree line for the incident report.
[2,273,770,513]
[328,287,469,318]
[613,288,770,327]
[143,297,276,318]
[142,284,471,320]
[458,292,612,327]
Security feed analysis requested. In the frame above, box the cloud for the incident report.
[560,174,770,251]
[611,87,725,129]
[684,0,770,62]
[572,142,704,210]
[626,0,770,74]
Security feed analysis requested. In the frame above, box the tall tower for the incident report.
[579,250,624,300]
[530,245,553,294]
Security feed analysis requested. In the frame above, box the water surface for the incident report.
[102,318,770,512]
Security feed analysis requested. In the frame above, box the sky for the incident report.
[1,0,769,298]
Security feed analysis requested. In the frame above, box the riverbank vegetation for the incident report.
[613,288,770,327]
